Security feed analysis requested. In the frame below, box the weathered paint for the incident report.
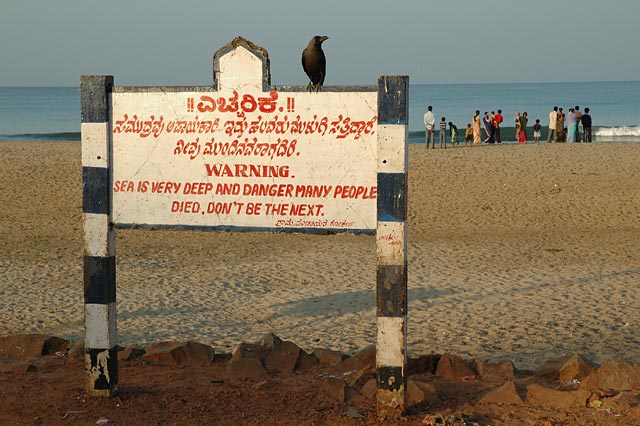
[213,37,271,92]
[85,347,118,396]
[82,167,110,215]
[376,265,407,317]
[376,221,405,265]
[81,122,110,168]
[83,213,112,257]
[376,316,405,368]
[375,76,408,418]
[377,124,407,174]
[81,76,113,123]
[376,173,406,222]
[376,365,406,418]
[84,303,117,349]
[83,256,116,304]
[377,76,408,125]
[377,365,405,391]
[82,75,118,397]
[215,44,265,92]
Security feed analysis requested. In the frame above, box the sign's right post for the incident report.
[375,75,409,418]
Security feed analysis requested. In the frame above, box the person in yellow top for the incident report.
[464,123,473,147]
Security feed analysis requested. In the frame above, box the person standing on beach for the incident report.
[439,117,447,148]
[533,119,542,143]
[515,112,521,142]
[448,122,459,147]
[556,107,566,142]
[482,111,494,143]
[547,106,558,143]
[518,112,529,143]
[566,108,578,142]
[582,107,592,142]
[473,110,482,144]
[494,109,504,143]
[574,106,583,142]
[423,105,435,148]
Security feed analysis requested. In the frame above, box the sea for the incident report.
[1,81,639,143]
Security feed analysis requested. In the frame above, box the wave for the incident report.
[0,132,81,141]
[594,126,640,137]
[409,126,640,144]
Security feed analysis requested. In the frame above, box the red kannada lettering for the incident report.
[329,115,377,140]
[196,91,279,114]
[174,137,298,161]
[113,112,377,143]
[112,114,165,138]
[113,114,220,137]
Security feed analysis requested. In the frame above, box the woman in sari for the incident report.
[566,108,578,142]
[518,112,528,143]
[556,107,566,142]
[472,110,482,144]
[482,111,494,143]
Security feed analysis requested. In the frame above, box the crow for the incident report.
[301,36,329,92]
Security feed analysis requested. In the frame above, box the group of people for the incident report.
[423,107,510,148]
[472,110,505,144]
[546,106,593,143]
[423,105,593,148]
[423,106,468,148]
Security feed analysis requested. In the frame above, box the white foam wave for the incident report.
[594,126,640,137]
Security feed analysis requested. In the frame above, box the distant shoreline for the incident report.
[409,126,640,144]
[0,132,81,141]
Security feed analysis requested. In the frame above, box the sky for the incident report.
[1,0,639,87]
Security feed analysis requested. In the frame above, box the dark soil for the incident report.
[2,352,640,426]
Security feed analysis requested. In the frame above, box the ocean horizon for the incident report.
[1,81,639,143]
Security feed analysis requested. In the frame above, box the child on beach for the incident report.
[533,119,542,143]
[448,122,459,147]
[439,117,447,148]
[464,123,473,147]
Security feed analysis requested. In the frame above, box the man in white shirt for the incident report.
[423,105,435,148]
[546,106,558,143]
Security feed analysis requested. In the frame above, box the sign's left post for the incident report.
[81,75,119,396]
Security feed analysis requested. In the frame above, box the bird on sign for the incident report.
[301,35,329,92]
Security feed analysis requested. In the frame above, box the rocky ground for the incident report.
[2,334,640,425]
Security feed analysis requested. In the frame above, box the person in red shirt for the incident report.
[493,109,504,143]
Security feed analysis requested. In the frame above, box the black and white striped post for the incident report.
[375,75,409,418]
[81,75,118,396]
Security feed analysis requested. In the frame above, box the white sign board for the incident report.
[111,88,378,231]
[82,38,408,413]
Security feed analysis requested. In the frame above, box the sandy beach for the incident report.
[1,140,639,370]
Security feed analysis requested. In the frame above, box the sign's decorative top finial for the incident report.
[213,36,270,91]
